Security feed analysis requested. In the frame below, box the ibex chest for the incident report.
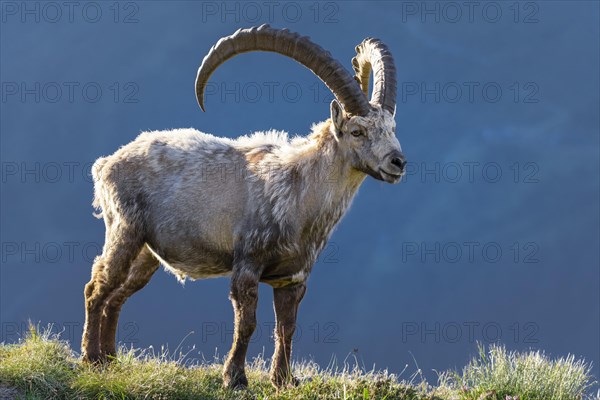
[257,211,342,287]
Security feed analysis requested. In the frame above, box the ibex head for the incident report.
[195,24,405,183]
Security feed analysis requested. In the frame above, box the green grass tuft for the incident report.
[437,343,597,400]
[0,327,596,399]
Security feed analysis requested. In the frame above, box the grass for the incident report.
[0,326,596,400]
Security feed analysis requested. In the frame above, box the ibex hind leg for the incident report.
[100,245,159,357]
[82,222,144,363]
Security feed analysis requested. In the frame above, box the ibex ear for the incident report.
[330,100,345,135]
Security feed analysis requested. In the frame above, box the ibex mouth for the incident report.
[379,168,403,183]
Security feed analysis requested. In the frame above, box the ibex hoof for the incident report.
[223,365,248,389]
[271,374,300,389]
[81,352,103,364]
[82,352,115,365]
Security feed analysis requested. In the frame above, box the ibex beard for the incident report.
[81,24,405,389]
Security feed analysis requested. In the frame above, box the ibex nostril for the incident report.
[391,156,406,171]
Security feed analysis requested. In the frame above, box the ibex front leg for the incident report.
[223,264,260,389]
[270,282,306,388]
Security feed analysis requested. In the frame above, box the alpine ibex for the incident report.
[82,24,405,389]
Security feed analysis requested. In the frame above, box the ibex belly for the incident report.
[146,238,310,287]
[145,234,234,281]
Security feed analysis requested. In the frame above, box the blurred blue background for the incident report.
[1,0,598,385]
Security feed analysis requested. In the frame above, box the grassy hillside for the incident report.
[0,327,596,399]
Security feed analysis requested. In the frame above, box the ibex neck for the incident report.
[301,120,366,223]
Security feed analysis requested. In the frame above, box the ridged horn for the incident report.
[351,38,397,114]
[195,24,370,116]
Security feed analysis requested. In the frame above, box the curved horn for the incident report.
[351,38,397,114]
[195,24,370,116]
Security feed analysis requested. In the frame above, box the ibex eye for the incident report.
[350,129,364,137]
